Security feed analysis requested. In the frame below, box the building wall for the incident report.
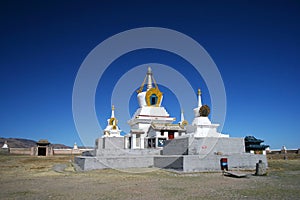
[9,148,32,155]
[7,147,90,155]
[53,149,87,155]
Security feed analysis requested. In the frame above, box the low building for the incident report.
[245,136,269,155]
[31,139,53,156]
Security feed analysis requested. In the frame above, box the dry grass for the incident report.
[0,154,299,200]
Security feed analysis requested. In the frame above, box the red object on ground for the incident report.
[220,158,228,171]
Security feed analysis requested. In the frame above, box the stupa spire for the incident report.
[111,105,115,118]
[180,109,185,122]
[197,89,202,107]
[147,67,153,90]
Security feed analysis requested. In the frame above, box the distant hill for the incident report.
[0,137,71,149]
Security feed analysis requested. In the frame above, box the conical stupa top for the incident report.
[111,105,115,118]
[197,89,202,107]
[147,67,153,90]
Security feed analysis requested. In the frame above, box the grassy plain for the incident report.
[0,154,299,200]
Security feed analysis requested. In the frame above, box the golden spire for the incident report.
[111,105,115,118]
[197,88,202,107]
[198,89,201,96]
[136,67,159,93]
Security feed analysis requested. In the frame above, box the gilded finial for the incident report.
[147,66,152,74]
[112,105,115,110]
[198,89,201,95]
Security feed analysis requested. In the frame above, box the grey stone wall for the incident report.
[95,148,161,157]
[96,137,125,150]
[162,137,189,155]
[161,136,245,156]
[153,153,267,172]
[188,137,245,155]
[154,156,183,170]
[183,153,267,172]
[75,156,155,171]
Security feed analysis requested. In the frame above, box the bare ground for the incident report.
[0,155,299,200]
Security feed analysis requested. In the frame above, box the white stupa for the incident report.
[191,89,229,137]
[73,142,78,150]
[179,110,188,127]
[127,67,176,148]
[2,141,8,149]
[103,105,122,137]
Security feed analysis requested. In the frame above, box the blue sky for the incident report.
[0,0,299,149]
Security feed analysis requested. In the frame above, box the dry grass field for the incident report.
[0,154,299,200]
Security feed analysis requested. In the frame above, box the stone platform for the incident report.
[75,136,268,172]
[75,155,156,171]
[154,153,267,172]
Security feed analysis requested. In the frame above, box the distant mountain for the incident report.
[51,143,72,149]
[0,137,71,149]
[0,137,36,148]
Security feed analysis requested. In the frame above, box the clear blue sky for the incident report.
[0,0,299,149]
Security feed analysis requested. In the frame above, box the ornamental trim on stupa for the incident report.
[128,67,175,127]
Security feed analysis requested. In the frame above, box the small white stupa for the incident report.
[103,105,122,137]
[2,141,8,149]
[191,89,228,137]
[73,142,78,150]
[179,110,188,127]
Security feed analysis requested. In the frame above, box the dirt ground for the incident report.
[0,155,299,200]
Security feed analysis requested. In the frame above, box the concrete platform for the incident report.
[75,155,156,171]
[154,153,268,172]
[75,153,267,172]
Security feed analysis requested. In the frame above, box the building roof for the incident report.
[37,139,50,145]
[130,129,145,134]
[150,123,186,131]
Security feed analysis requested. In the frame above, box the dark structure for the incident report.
[244,136,269,153]
[31,139,53,156]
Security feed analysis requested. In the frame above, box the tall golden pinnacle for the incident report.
[198,89,201,95]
